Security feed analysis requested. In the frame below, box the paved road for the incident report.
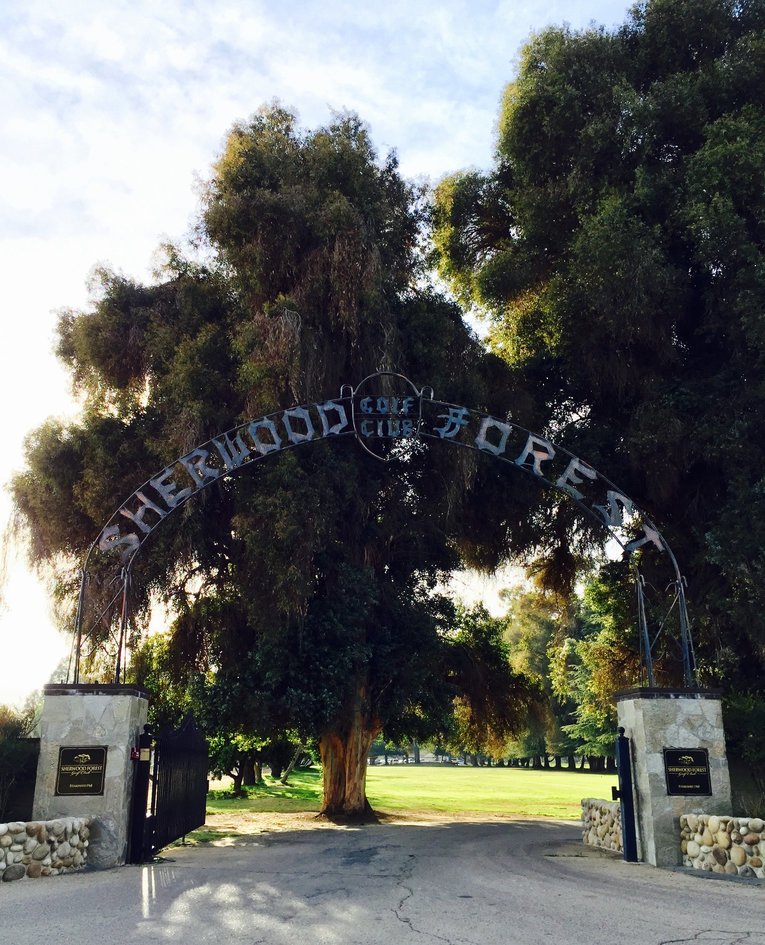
[2,819,763,944]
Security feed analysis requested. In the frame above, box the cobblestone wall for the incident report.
[0,818,90,882]
[680,814,764,878]
[581,798,622,853]
[583,799,765,878]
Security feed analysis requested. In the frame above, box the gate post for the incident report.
[33,683,148,869]
[616,688,731,867]
[612,727,639,862]
[128,724,153,864]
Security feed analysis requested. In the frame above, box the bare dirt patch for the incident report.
[202,808,572,840]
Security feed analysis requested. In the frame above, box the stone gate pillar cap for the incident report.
[615,687,722,701]
[43,683,149,698]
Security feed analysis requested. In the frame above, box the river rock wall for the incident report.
[581,798,622,852]
[680,813,764,878]
[0,818,90,882]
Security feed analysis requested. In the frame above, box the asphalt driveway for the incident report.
[1,819,762,944]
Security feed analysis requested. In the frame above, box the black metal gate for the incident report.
[128,713,208,864]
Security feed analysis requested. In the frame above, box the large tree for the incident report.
[433,0,765,690]
[13,106,537,816]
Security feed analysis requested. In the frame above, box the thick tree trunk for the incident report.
[242,756,256,786]
[242,753,264,785]
[319,686,379,817]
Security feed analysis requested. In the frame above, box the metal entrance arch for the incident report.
[73,372,696,688]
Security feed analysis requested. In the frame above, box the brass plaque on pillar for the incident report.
[663,748,712,796]
[55,746,108,796]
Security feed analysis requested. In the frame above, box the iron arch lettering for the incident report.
[75,374,695,688]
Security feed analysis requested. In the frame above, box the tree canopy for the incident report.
[433,0,765,691]
[13,106,539,815]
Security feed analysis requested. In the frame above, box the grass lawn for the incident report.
[367,765,617,819]
[206,768,323,815]
[205,764,617,821]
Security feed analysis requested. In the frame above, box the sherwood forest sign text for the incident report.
[94,374,665,566]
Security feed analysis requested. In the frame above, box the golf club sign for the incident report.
[663,748,712,796]
[76,373,695,687]
[55,747,108,796]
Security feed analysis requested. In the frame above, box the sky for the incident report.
[0,0,635,706]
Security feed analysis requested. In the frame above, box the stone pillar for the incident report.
[33,683,148,869]
[616,688,731,867]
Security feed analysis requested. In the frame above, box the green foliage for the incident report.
[498,579,643,761]
[440,605,545,757]
[13,105,527,810]
[502,587,577,761]
[0,701,38,821]
[130,631,303,790]
[547,572,644,757]
[722,695,765,792]
[129,634,195,731]
[433,0,765,693]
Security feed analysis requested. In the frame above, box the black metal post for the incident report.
[128,725,153,864]
[635,571,655,688]
[115,568,131,684]
[612,726,639,862]
[73,569,87,684]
